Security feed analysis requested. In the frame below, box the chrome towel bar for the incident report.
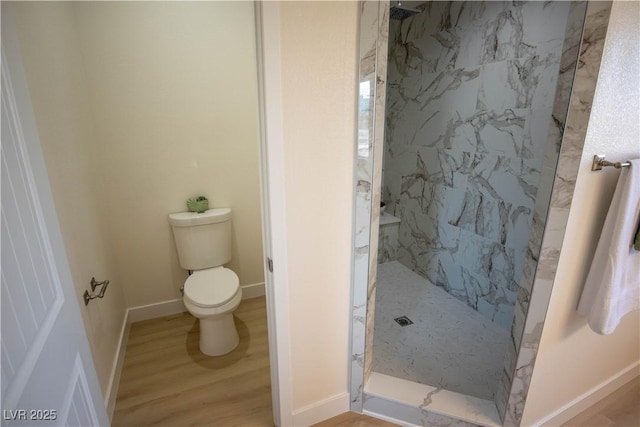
[592,154,632,171]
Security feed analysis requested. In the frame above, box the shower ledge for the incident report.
[364,372,501,427]
[380,212,401,226]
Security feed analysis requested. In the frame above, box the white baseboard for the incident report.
[532,361,640,426]
[291,392,350,426]
[241,282,266,299]
[126,283,265,324]
[104,311,130,419]
[127,299,187,324]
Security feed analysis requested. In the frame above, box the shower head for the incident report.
[390,1,421,21]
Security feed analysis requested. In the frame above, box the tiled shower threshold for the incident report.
[366,261,510,425]
[363,372,501,426]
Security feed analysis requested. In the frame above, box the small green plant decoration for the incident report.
[186,196,209,213]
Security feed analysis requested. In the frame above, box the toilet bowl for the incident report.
[183,266,242,356]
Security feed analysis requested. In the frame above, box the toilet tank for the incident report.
[169,208,232,271]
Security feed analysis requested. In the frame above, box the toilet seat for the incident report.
[184,267,239,308]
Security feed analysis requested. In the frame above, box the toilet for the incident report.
[169,208,242,356]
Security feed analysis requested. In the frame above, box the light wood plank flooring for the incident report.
[562,376,639,427]
[113,296,638,427]
[313,412,397,426]
[112,297,273,426]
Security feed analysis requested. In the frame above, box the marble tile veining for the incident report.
[351,0,390,412]
[365,373,501,427]
[383,1,571,331]
[499,3,610,424]
[352,1,609,426]
[372,261,509,401]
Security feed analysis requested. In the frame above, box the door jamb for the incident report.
[254,3,294,426]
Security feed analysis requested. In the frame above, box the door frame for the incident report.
[254,2,293,426]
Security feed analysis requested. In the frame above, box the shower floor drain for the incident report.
[394,316,413,327]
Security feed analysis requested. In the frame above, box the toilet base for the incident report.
[198,312,240,356]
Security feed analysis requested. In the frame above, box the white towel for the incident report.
[577,159,640,335]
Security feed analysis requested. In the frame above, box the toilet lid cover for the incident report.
[184,268,239,308]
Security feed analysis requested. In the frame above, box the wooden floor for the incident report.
[113,297,638,427]
[112,297,273,426]
[562,376,640,427]
[313,412,397,427]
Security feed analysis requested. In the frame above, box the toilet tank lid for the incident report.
[169,208,231,227]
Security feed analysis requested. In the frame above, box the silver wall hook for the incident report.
[84,278,110,305]
[90,277,109,292]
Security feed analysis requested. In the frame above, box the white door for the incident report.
[1,9,109,427]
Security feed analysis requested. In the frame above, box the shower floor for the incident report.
[372,261,510,401]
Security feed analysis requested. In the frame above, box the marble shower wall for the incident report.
[383,1,570,329]
[500,3,611,424]
[495,0,589,418]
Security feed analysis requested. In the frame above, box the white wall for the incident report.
[71,2,264,308]
[522,1,640,424]
[11,2,127,398]
[279,1,358,412]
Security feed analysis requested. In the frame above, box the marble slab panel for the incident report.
[350,1,380,411]
[351,0,389,412]
[498,3,609,424]
[365,373,500,427]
